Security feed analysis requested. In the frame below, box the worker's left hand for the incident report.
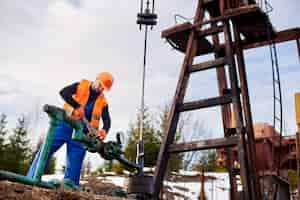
[72,106,85,120]
[97,129,107,141]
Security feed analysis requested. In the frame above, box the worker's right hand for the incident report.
[97,129,107,142]
[71,106,85,120]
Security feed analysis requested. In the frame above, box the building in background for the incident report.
[218,123,297,174]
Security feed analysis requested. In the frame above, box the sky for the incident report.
[0,0,299,171]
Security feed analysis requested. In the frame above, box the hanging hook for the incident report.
[137,0,158,30]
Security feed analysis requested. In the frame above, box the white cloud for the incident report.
[0,74,21,95]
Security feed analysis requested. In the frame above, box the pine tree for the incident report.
[6,116,31,174]
[0,114,8,146]
[192,150,218,172]
[0,114,8,169]
[124,107,160,169]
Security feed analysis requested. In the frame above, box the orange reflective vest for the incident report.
[63,79,108,129]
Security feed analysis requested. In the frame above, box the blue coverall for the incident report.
[27,100,95,186]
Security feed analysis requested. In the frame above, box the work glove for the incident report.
[97,129,107,141]
[71,106,85,120]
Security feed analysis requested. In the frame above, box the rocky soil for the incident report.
[0,180,126,200]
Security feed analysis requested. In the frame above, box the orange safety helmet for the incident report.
[96,72,113,91]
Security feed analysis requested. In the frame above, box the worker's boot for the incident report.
[63,178,79,191]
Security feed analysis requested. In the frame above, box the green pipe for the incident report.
[33,118,59,181]
[0,170,58,189]
[72,130,104,153]
[33,104,85,181]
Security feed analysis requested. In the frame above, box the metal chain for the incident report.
[263,1,283,198]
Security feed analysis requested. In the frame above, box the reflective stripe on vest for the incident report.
[63,79,108,128]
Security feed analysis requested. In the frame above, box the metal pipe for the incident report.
[223,21,252,200]
[117,155,142,170]
[0,170,58,189]
[152,0,155,13]
[273,44,283,176]
[140,0,144,14]
[296,132,300,199]
[297,38,300,63]
[32,119,57,181]
[233,22,262,200]
[210,16,237,200]
[32,105,72,181]
[295,93,300,198]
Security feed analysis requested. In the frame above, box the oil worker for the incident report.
[27,72,113,190]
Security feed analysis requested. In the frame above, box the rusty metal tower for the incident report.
[152,0,300,199]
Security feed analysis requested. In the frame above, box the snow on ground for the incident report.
[97,176,126,188]
[42,174,64,182]
[42,173,126,187]
[165,173,230,200]
[42,172,232,200]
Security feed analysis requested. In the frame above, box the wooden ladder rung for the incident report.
[168,136,239,153]
[196,25,224,37]
[188,57,227,73]
[193,5,260,28]
[178,94,232,112]
[203,0,215,5]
